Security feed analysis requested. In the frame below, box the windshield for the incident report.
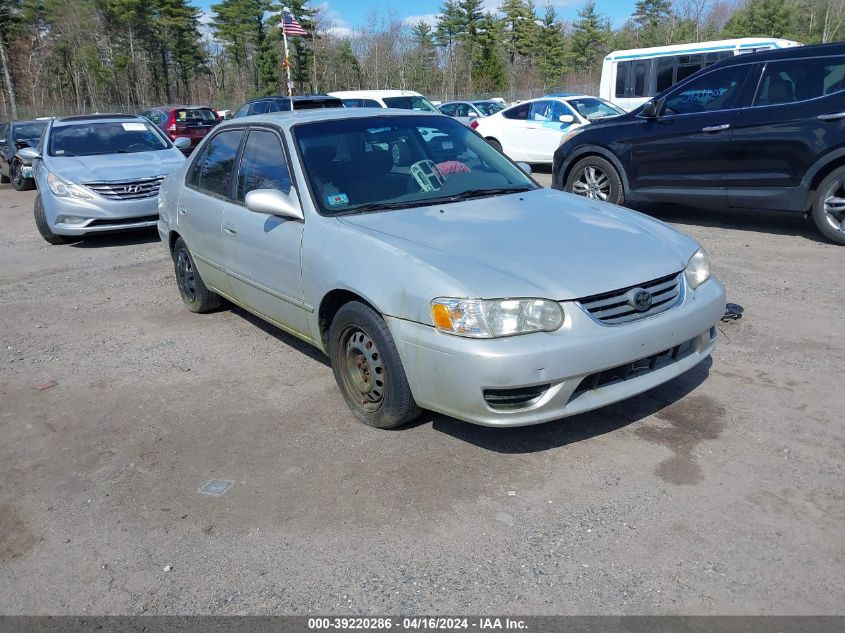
[567,98,625,121]
[49,121,170,157]
[473,101,504,116]
[295,115,537,215]
[382,96,439,113]
[13,121,47,142]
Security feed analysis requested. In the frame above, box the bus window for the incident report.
[633,61,650,97]
[656,56,676,93]
[616,62,630,98]
[677,54,705,83]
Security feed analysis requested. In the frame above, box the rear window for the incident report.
[382,96,438,112]
[174,108,217,123]
[49,121,170,157]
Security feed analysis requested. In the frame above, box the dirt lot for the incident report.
[1,172,843,615]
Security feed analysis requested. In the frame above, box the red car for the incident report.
[141,105,220,154]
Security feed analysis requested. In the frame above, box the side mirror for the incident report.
[559,114,575,124]
[17,147,40,161]
[642,99,661,119]
[173,137,191,150]
[245,189,304,221]
[516,162,532,175]
[468,111,478,118]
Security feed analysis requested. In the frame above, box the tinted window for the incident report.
[502,102,530,120]
[382,96,438,112]
[455,103,471,117]
[656,56,676,93]
[439,104,456,116]
[236,129,292,202]
[249,101,272,115]
[13,121,47,142]
[48,121,169,157]
[755,57,845,106]
[616,61,630,98]
[342,98,382,108]
[188,129,243,198]
[473,101,503,115]
[663,64,750,115]
[149,110,167,125]
[235,104,251,118]
[634,61,649,97]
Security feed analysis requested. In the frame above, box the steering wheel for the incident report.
[409,160,445,192]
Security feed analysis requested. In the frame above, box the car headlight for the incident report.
[430,298,564,338]
[685,248,711,289]
[47,172,91,199]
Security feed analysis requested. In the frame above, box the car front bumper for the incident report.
[387,276,726,427]
[40,191,159,236]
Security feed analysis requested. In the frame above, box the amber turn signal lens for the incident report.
[431,303,454,330]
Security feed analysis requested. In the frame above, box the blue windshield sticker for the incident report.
[327,193,349,206]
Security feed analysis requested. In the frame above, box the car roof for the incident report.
[151,105,215,110]
[54,114,146,125]
[248,94,339,103]
[216,108,442,130]
[713,41,844,67]
[329,90,424,99]
[11,119,47,126]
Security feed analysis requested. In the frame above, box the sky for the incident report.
[195,1,639,36]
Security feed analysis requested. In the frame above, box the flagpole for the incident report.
[282,7,293,111]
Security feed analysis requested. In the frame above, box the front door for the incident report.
[219,126,310,339]
[523,100,579,164]
[627,62,753,206]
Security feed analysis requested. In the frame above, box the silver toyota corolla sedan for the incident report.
[20,114,188,244]
[158,109,726,429]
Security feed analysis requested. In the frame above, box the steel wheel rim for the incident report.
[572,166,610,200]
[175,248,196,300]
[822,176,845,233]
[339,326,385,413]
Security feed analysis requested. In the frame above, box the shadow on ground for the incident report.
[70,227,161,248]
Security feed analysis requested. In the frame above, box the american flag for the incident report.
[281,8,307,36]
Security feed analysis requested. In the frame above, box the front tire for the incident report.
[172,237,222,312]
[811,165,845,245]
[565,156,624,205]
[11,161,35,191]
[328,301,421,429]
[33,195,71,245]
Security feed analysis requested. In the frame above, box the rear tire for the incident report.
[565,156,624,205]
[33,195,71,245]
[811,165,845,245]
[328,301,421,429]
[172,237,222,312]
[486,138,503,154]
[11,160,34,191]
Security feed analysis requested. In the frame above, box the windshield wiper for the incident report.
[442,185,534,201]
[333,200,431,215]
[332,186,535,215]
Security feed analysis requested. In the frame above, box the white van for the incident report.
[600,38,802,111]
[327,90,439,112]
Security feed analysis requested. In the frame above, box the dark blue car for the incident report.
[0,119,49,190]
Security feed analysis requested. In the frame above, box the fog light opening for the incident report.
[57,216,88,226]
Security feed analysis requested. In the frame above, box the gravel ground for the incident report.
[1,173,843,615]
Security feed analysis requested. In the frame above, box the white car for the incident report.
[473,94,624,165]
[328,89,440,113]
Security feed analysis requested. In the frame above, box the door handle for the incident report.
[702,124,731,133]
[223,222,237,236]
[818,112,845,121]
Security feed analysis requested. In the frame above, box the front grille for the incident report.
[87,214,158,227]
[84,176,164,200]
[569,339,695,401]
[577,271,683,325]
[483,384,550,410]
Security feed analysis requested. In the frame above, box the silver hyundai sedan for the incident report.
[159,109,726,429]
[21,114,188,244]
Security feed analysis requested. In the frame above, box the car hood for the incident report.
[47,151,185,183]
[339,188,697,300]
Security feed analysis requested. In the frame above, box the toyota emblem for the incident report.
[626,288,653,312]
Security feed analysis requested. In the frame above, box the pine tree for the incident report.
[499,0,537,65]
[723,0,793,38]
[570,0,611,70]
[632,0,674,46]
[457,0,484,93]
[536,5,568,86]
[474,11,507,93]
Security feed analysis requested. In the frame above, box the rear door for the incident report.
[177,127,245,297]
[729,54,845,210]
[627,62,754,205]
[488,102,531,160]
[220,126,309,337]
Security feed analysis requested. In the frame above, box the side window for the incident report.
[362,99,381,108]
[236,129,292,202]
[151,111,166,125]
[529,100,554,121]
[656,56,677,93]
[676,54,705,84]
[235,104,251,118]
[249,101,271,116]
[755,57,845,106]
[663,64,751,115]
[188,129,243,198]
[633,61,650,97]
[455,104,470,117]
[615,61,630,98]
[440,104,456,116]
[549,101,572,121]
[502,102,531,120]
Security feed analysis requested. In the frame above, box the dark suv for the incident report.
[233,95,343,118]
[553,43,845,245]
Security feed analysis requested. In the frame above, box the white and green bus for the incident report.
[600,38,802,111]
